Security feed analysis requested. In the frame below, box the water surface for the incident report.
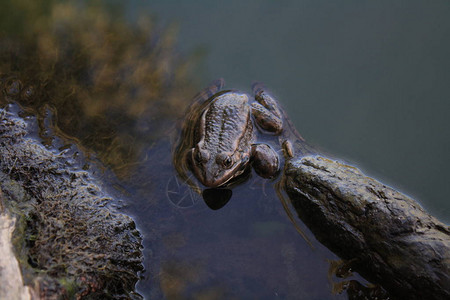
[1,1,448,299]
[139,0,450,223]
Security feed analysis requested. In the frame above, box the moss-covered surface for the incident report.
[0,108,143,299]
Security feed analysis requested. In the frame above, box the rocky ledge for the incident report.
[285,155,450,300]
[0,108,143,299]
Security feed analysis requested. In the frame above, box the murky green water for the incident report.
[139,0,450,224]
[1,0,449,299]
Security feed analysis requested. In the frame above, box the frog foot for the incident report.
[281,139,295,159]
[251,82,283,134]
[251,144,279,179]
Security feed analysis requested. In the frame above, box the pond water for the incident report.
[1,0,449,299]
[124,136,352,299]
[127,1,450,298]
[136,0,450,224]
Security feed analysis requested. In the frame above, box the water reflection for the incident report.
[0,0,197,178]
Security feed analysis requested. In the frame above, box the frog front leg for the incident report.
[251,83,283,134]
[251,144,279,179]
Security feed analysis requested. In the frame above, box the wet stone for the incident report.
[284,155,450,300]
[0,107,144,299]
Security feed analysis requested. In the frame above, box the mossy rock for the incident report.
[0,108,143,299]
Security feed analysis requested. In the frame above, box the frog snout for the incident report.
[201,169,231,188]
[202,171,223,187]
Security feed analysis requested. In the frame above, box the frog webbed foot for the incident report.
[251,82,283,134]
[251,144,279,179]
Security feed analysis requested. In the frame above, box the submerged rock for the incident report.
[0,108,143,299]
[285,155,450,300]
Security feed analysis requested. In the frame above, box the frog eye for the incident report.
[194,150,202,164]
[223,156,233,168]
[216,153,233,169]
[193,147,209,165]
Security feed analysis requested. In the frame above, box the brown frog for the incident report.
[174,79,294,188]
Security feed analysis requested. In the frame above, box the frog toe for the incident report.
[251,83,283,134]
[252,83,282,117]
[251,102,283,134]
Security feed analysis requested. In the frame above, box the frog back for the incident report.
[198,92,254,154]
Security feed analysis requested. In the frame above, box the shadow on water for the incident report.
[0,1,387,299]
[202,189,232,210]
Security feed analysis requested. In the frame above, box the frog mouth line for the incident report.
[199,162,248,188]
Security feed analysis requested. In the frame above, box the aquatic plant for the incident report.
[0,0,199,176]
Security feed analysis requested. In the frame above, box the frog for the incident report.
[173,79,295,189]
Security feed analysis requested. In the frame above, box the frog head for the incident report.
[189,143,250,187]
